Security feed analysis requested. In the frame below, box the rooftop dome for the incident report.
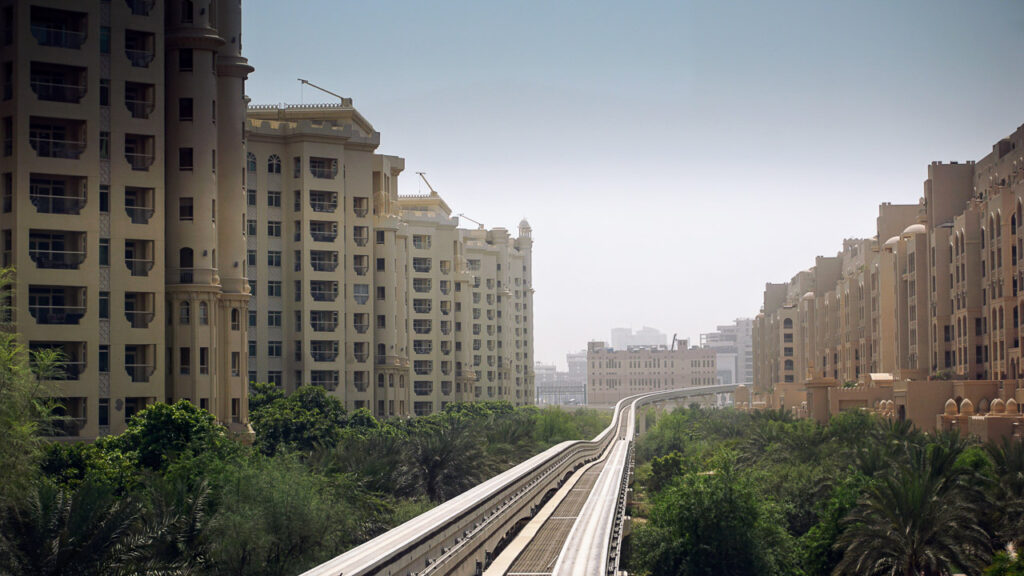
[992,398,1006,414]
[803,292,815,300]
[884,236,900,248]
[944,398,958,416]
[902,223,927,236]
[961,397,975,415]
[1007,398,1018,414]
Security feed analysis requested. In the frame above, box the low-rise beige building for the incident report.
[586,340,716,406]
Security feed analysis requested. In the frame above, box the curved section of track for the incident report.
[301,385,734,576]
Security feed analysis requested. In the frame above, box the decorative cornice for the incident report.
[165,28,226,51]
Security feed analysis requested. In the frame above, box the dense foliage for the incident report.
[626,406,1024,576]
[0,365,609,576]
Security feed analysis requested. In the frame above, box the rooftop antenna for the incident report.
[297,78,345,103]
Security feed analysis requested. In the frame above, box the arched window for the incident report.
[199,301,209,325]
[267,154,281,174]
[231,308,240,330]
[246,152,257,172]
[783,318,793,329]
[179,301,191,325]
[784,359,794,371]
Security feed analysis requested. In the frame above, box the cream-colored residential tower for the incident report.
[1,0,252,438]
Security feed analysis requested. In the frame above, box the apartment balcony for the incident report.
[124,187,155,224]
[124,82,155,119]
[124,292,154,328]
[30,118,86,159]
[30,341,86,380]
[124,30,155,68]
[310,341,339,362]
[28,285,86,325]
[353,198,368,218]
[309,191,337,213]
[310,280,338,302]
[125,344,155,383]
[30,175,87,215]
[353,313,369,334]
[49,397,87,437]
[311,371,339,392]
[440,281,451,295]
[353,372,368,392]
[440,261,451,275]
[354,350,369,363]
[309,221,337,242]
[414,362,432,376]
[310,251,338,273]
[414,301,432,314]
[353,255,369,276]
[440,321,451,335]
[30,63,87,103]
[31,7,87,49]
[440,302,451,316]
[125,134,155,171]
[414,344,433,355]
[413,258,431,273]
[309,157,338,179]
[413,320,432,335]
[310,311,338,332]
[124,239,154,277]
[440,342,451,356]
[125,0,155,16]
[441,362,452,376]
[353,227,369,247]
[29,230,86,270]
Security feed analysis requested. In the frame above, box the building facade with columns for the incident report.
[0,0,253,439]
[586,340,716,406]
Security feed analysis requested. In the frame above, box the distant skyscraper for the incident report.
[534,350,587,405]
[610,326,667,350]
[701,318,754,385]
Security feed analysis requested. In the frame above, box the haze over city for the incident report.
[243,0,1024,368]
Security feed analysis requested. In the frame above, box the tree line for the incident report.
[626,405,1024,576]
[0,329,609,576]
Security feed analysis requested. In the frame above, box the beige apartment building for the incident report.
[752,123,1024,437]
[586,340,716,406]
[244,102,534,416]
[0,0,252,439]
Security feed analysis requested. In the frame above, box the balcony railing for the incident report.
[50,360,85,381]
[353,234,368,247]
[125,258,153,277]
[414,345,432,354]
[354,351,368,362]
[126,0,155,15]
[310,200,337,213]
[311,259,338,273]
[125,99,154,119]
[30,191,86,215]
[354,322,369,334]
[30,80,86,103]
[311,349,338,362]
[311,290,337,302]
[353,264,368,276]
[30,249,85,270]
[126,152,154,171]
[30,137,85,159]
[310,320,338,332]
[125,363,154,383]
[31,25,86,49]
[126,205,154,224]
[125,309,154,329]
[29,304,85,325]
[310,229,337,242]
[125,49,154,68]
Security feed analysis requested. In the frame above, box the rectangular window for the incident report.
[267,311,281,326]
[247,189,256,206]
[267,221,281,237]
[247,249,256,266]
[199,347,209,375]
[179,347,191,375]
[100,132,110,159]
[99,291,109,319]
[179,49,193,71]
[99,398,109,426]
[99,345,110,373]
[179,147,194,171]
[267,280,281,297]
[99,185,109,212]
[179,98,193,121]
[248,340,257,357]
[376,230,385,244]
[268,190,281,207]
[247,219,257,236]
[99,238,110,266]
[231,352,239,377]
[179,197,194,221]
[100,26,110,54]
[100,79,110,106]
[268,341,282,357]
[248,310,256,327]
[267,251,281,267]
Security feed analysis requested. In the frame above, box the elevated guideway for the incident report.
[301,384,736,576]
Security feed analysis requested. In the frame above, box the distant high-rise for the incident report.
[586,340,716,405]
[534,350,587,405]
[610,326,666,350]
[701,318,753,385]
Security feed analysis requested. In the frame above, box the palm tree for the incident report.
[833,438,993,576]
[0,480,180,576]
[408,414,488,502]
[985,436,1024,549]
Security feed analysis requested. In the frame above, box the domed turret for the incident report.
[960,398,975,416]
[944,398,958,416]
[518,218,532,238]
[992,398,1006,414]
[1008,398,1018,414]
[902,223,927,236]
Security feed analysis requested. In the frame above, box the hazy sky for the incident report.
[243,0,1024,369]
